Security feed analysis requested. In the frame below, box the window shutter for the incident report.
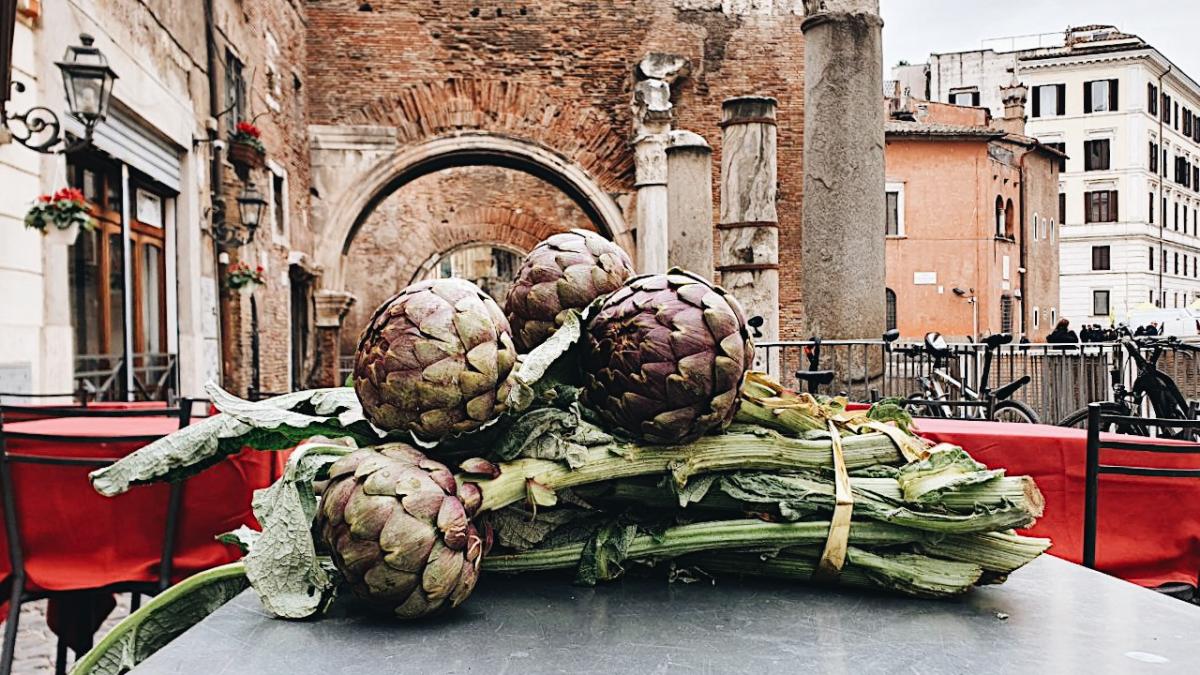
[1110,79,1118,111]
[1084,82,1093,113]
[1031,87,1041,117]
[1084,193,1092,224]
[971,92,980,107]
[1110,190,1119,221]
[1057,84,1066,115]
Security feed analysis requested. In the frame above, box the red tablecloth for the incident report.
[913,418,1200,588]
[0,416,283,645]
[0,400,168,423]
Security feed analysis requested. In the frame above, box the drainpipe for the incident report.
[1158,65,1171,307]
[204,0,231,385]
[1018,148,1028,337]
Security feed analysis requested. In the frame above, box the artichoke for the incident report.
[505,229,635,352]
[354,278,518,442]
[581,269,753,444]
[318,444,486,619]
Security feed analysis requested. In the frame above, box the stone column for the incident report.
[719,96,779,371]
[666,129,714,278]
[800,0,886,340]
[312,290,355,387]
[634,128,670,274]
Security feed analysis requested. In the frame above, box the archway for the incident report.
[314,133,633,292]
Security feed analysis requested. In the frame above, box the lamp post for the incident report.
[234,181,267,398]
[1,33,117,153]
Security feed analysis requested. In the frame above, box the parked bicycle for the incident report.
[907,332,1040,424]
[1056,336,1199,437]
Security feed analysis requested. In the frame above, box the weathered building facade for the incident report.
[2,0,893,397]
[884,97,1062,341]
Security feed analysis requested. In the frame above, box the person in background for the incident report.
[1134,324,1147,337]
[1145,322,1160,336]
[1046,318,1079,344]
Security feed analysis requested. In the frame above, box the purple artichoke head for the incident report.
[318,444,486,619]
[354,278,518,443]
[505,229,635,352]
[581,269,753,444]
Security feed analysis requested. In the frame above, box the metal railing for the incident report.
[73,353,177,401]
[756,339,1200,424]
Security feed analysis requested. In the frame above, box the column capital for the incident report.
[315,290,356,328]
[633,132,669,187]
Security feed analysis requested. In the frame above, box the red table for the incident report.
[913,418,1200,588]
[0,416,283,647]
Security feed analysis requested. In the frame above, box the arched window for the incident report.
[885,288,897,331]
[1004,198,1016,239]
[1032,214,1040,241]
[995,196,1005,237]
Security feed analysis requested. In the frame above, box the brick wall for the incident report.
[305,0,809,340]
[340,165,595,352]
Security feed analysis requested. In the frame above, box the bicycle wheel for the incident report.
[990,400,1039,424]
[906,392,945,418]
[1056,402,1146,435]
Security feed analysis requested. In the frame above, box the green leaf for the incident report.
[492,405,612,467]
[525,479,558,515]
[90,384,380,497]
[240,441,356,619]
[896,446,1005,504]
[866,400,915,433]
[674,473,718,507]
[575,521,638,586]
[216,526,261,555]
[69,563,249,675]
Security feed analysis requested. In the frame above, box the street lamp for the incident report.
[1,33,117,153]
[236,181,267,244]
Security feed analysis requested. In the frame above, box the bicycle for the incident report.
[908,332,1040,424]
[1057,336,1200,437]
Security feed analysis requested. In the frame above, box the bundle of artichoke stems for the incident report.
[89,230,1050,623]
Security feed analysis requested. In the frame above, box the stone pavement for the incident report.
[9,595,131,674]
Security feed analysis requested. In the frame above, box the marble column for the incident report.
[800,0,886,340]
[312,289,355,387]
[666,129,713,278]
[719,96,779,371]
[634,128,670,274]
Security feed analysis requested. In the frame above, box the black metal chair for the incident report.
[1083,402,1200,597]
[0,401,196,675]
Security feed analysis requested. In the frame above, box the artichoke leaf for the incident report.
[506,310,583,412]
[216,525,262,554]
[243,440,357,619]
[90,384,381,497]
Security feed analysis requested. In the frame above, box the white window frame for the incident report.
[885,181,905,238]
[266,159,290,245]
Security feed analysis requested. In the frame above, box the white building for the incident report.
[901,25,1200,331]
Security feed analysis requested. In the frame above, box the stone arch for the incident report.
[315,132,633,291]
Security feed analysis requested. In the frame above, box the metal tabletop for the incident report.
[134,556,1200,674]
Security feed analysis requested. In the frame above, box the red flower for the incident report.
[256,265,264,273]
[38,195,52,203]
[235,121,262,138]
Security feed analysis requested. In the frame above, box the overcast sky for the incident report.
[880,0,1200,80]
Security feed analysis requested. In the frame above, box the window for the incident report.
[1049,219,1055,242]
[1084,139,1110,171]
[1093,290,1110,316]
[271,170,287,241]
[1186,109,1194,137]
[1032,214,1039,240]
[1044,142,1067,172]
[1051,308,1057,324]
[1150,141,1159,173]
[1176,102,1180,129]
[1032,84,1065,117]
[1004,198,1015,239]
[1000,295,1013,334]
[1092,245,1110,270]
[1149,83,1159,115]
[1084,190,1118,223]
[885,182,904,236]
[1084,79,1118,113]
[951,90,980,107]
[1195,168,1200,193]
[995,196,1005,237]
[1175,201,1180,230]
[1149,192,1155,224]
[1163,249,1168,271]
[1176,251,1180,275]
[1058,192,1066,224]
[1149,245,1155,270]
[1163,93,1172,122]
[224,50,246,128]
[1033,306,1040,329]
[885,288,896,331]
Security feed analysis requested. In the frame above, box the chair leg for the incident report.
[54,638,67,675]
[1,575,24,675]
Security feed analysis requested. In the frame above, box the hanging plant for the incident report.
[228,121,266,170]
[24,188,97,245]
[227,262,266,296]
